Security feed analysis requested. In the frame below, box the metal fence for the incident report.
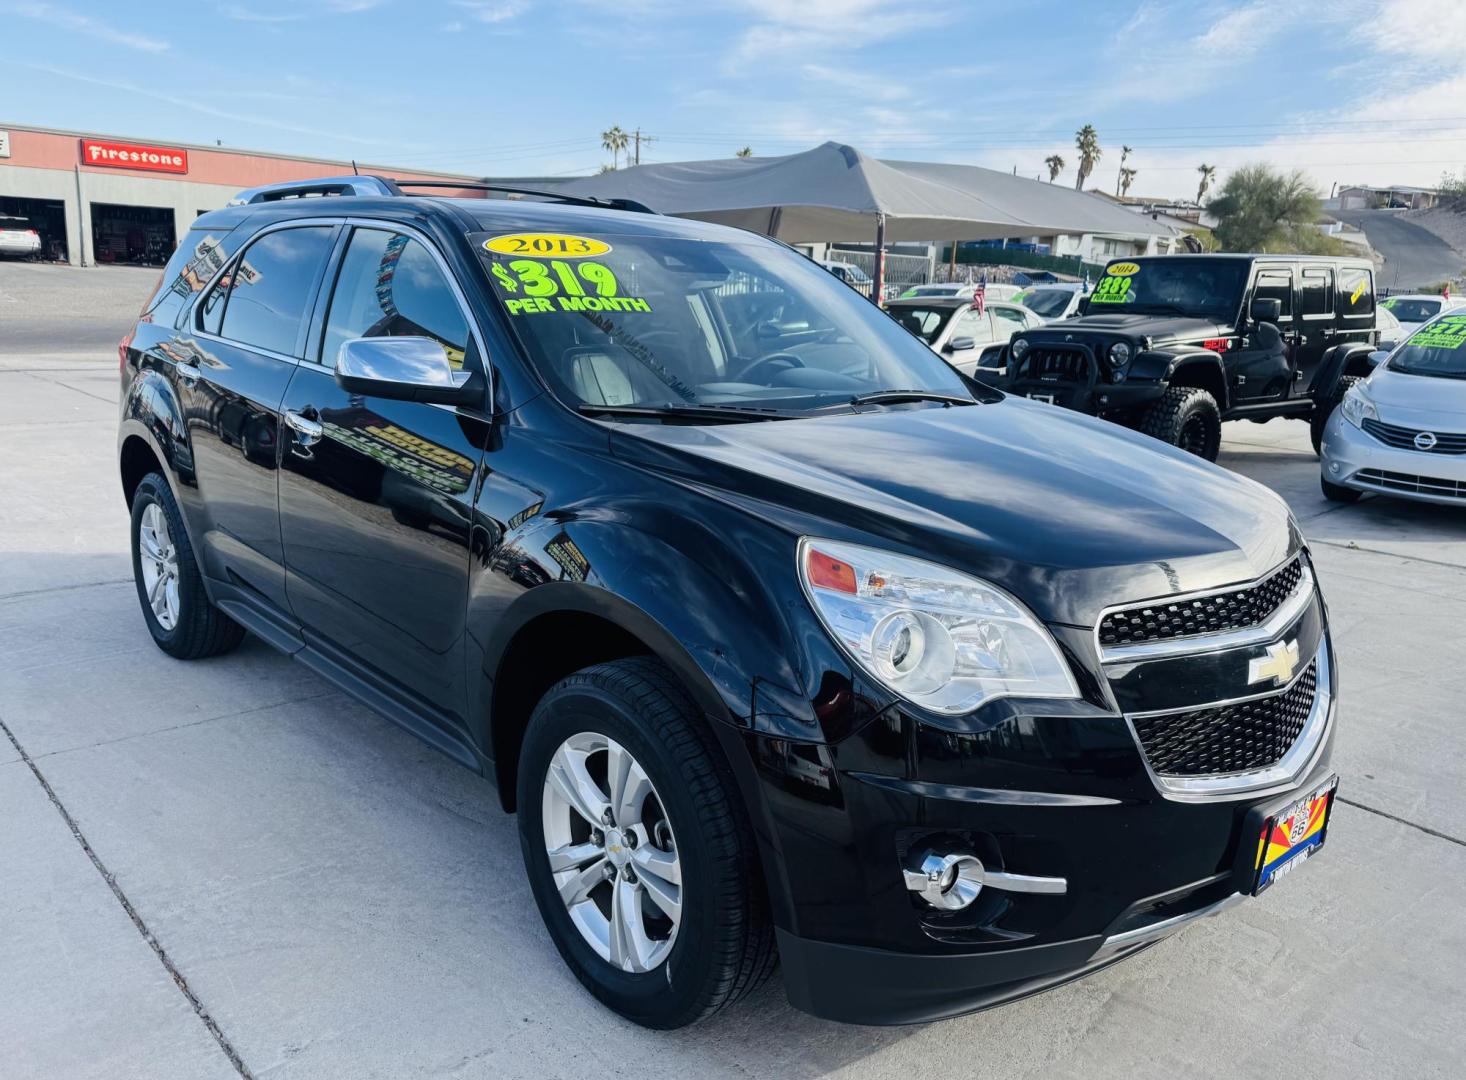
[828,249,935,295]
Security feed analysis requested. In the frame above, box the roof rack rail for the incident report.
[389,178,658,215]
[227,175,403,206]
[225,174,658,215]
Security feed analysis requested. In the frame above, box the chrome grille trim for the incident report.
[1098,562,1315,664]
[1122,641,1332,801]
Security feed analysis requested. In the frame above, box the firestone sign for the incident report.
[80,138,188,175]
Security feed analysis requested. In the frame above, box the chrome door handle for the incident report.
[175,361,201,386]
[285,409,324,445]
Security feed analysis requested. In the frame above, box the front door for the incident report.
[1232,266,1295,401]
[176,222,338,608]
[943,307,994,375]
[278,225,491,723]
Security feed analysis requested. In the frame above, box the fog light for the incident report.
[1329,461,1340,474]
[902,850,984,910]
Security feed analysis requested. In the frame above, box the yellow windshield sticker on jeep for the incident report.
[484,233,611,258]
[489,257,652,316]
[1409,315,1466,350]
[1091,272,1134,304]
[1107,262,1140,276]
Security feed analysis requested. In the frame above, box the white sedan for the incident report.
[1320,310,1466,506]
[885,296,1043,376]
[1380,294,1463,334]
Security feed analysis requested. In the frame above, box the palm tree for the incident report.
[1074,125,1101,191]
[1119,167,1137,198]
[601,126,629,170]
[736,146,753,158]
[1044,154,1065,183]
[1116,145,1133,195]
[1196,163,1217,204]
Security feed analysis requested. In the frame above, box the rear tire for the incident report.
[1139,387,1223,461]
[1321,475,1362,503]
[129,473,244,660]
[517,657,775,1029]
[1311,376,1360,457]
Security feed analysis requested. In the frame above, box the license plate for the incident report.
[1251,777,1337,894]
[1027,393,1055,404]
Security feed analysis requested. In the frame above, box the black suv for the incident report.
[118,177,1339,1028]
[1004,255,1380,459]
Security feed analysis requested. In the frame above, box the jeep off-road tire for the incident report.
[1139,387,1223,461]
[518,657,776,1029]
[130,472,245,659]
[1311,376,1360,457]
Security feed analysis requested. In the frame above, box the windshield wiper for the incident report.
[576,402,796,423]
[846,390,977,409]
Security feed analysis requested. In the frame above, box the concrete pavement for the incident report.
[2,263,1464,1079]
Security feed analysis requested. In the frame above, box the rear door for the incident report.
[1295,266,1335,394]
[277,222,491,722]
[180,221,338,609]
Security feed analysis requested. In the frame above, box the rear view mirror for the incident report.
[335,337,481,406]
[1249,297,1282,323]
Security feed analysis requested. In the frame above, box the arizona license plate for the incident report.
[1252,777,1337,894]
[1026,393,1055,404]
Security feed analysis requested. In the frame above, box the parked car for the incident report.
[0,215,42,259]
[1012,285,1087,322]
[1381,293,1463,334]
[1002,255,1382,460]
[1374,304,1405,352]
[1320,310,1466,505]
[899,282,1023,302]
[886,296,1043,375]
[818,259,873,294]
[119,175,1339,1029]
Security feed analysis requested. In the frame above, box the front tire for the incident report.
[1311,376,1360,456]
[129,473,244,659]
[1139,387,1223,461]
[517,657,775,1029]
[1321,475,1362,503]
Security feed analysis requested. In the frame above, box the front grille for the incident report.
[1132,661,1317,776]
[1024,347,1090,382]
[1098,557,1303,647]
[1361,418,1466,455]
[1356,469,1466,501]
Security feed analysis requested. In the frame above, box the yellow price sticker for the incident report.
[484,233,611,258]
[1107,262,1140,276]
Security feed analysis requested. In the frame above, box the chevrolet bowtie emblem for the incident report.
[1248,639,1300,687]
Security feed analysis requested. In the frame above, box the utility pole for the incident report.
[633,128,656,166]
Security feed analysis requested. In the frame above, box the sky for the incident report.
[5,0,1466,201]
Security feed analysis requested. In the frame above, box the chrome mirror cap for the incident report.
[334,337,476,405]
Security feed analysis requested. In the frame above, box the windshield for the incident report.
[476,231,972,413]
[908,284,962,297]
[1388,314,1466,378]
[887,305,957,345]
[1091,258,1246,317]
[1022,288,1074,319]
[1382,297,1442,323]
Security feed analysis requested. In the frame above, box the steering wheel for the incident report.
[734,352,806,383]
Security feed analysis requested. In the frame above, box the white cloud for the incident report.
[218,6,304,22]
[727,0,948,65]
[14,2,168,52]
[1192,0,1273,54]
[453,0,527,23]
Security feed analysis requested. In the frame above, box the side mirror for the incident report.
[944,336,976,353]
[335,337,481,406]
[1249,297,1282,323]
[1367,349,1390,367]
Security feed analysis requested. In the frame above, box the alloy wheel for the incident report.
[137,502,180,631]
[541,731,682,973]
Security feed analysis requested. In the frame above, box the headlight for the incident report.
[1341,384,1377,428]
[1108,341,1132,383]
[1010,337,1030,360]
[798,538,1080,714]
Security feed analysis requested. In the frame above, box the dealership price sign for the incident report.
[80,138,188,175]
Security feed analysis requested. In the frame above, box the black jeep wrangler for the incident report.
[1003,255,1380,460]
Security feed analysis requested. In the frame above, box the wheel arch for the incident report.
[1163,352,1229,409]
[1312,342,1377,400]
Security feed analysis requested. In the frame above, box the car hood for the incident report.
[608,397,1296,627]
[1032,313,1231,342]
[1367,368,1466,429]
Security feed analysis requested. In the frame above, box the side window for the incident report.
[143,229,246,331]
[1254,270,1293,317]
[955,309,992,344]
[214,226,336,356]
[993,306,1028,332]
[322,228,469,370]
[1337,267,1374,318]
[1300,269,1333,319]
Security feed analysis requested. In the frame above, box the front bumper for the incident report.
[1322,411,1466,505]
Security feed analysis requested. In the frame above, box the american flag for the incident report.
[971,273,986,316]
